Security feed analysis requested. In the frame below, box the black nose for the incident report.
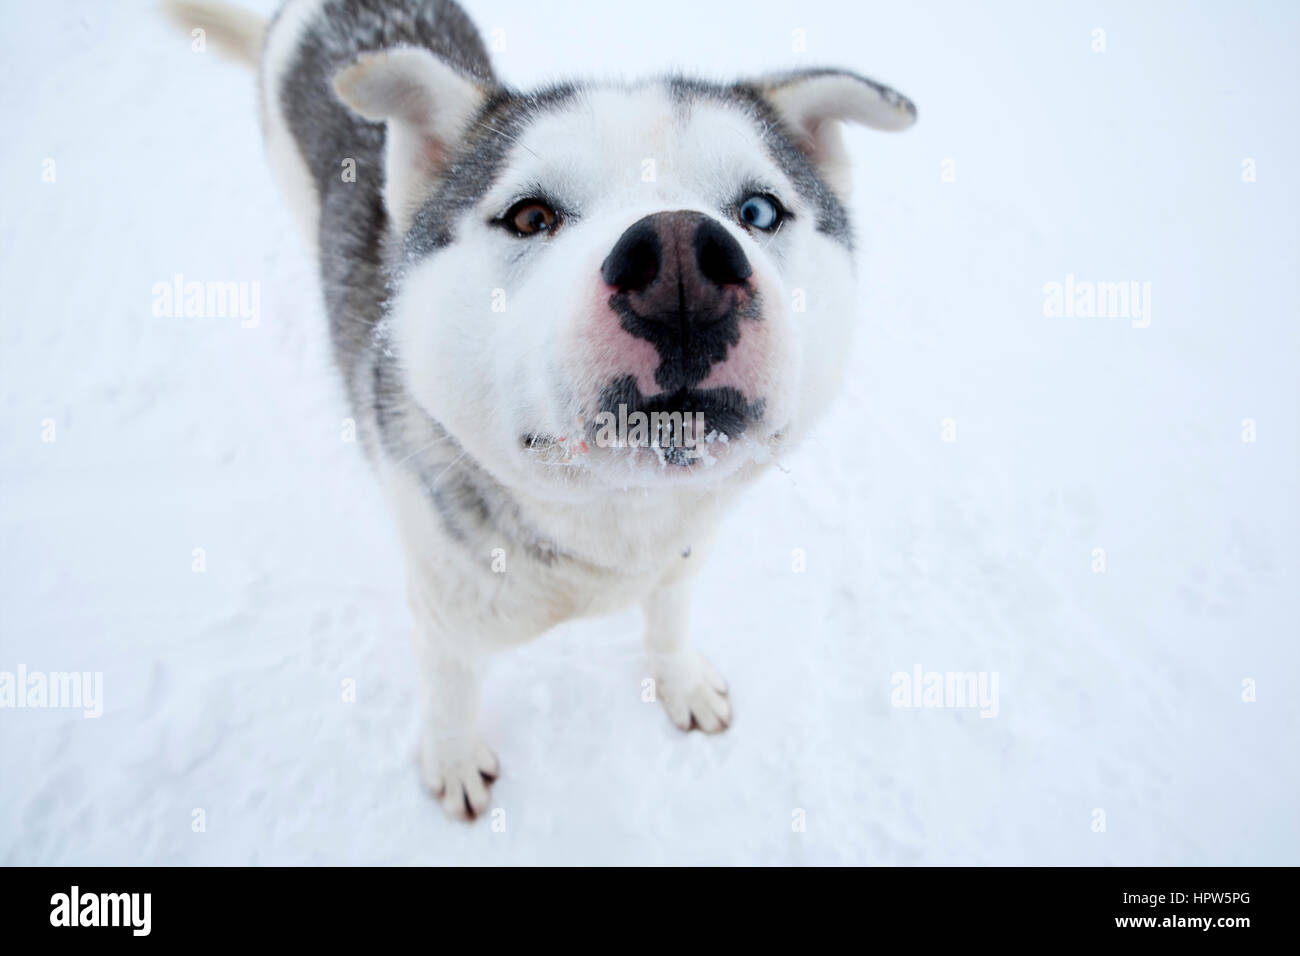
[601,211,756,393]
[602,210,752,300]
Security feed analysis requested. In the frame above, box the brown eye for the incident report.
[505,199,560,237]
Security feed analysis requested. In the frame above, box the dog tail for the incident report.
[162,0,267,67]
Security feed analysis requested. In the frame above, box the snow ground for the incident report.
[1,0,1296,865]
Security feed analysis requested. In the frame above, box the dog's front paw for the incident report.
[654,649,731,733]
[420,736,500,822]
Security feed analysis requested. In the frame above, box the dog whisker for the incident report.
[392,431,458,469]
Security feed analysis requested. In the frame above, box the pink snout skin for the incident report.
[574,281,774,407]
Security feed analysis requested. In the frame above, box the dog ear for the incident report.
[334,47,489,232]
[753,69,916,197]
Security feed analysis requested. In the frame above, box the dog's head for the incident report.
[335,51,915,498]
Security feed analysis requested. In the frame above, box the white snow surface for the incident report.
[1,0,1296,865]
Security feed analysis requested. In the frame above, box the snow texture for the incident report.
[1,0,1296,864]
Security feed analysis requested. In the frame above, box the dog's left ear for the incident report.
[334,47,490,233]
[752,69,916,197]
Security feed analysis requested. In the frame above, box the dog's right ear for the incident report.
[334,47,489,233]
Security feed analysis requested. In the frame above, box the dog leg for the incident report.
[643,564,732,733]
[408,584,499,822]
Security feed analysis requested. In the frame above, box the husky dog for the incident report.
[166,0,915,820]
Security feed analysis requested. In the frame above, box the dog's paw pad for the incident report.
[655,650,731,734]
[421,739,499,822]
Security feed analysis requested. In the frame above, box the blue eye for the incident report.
[738,194,782,230]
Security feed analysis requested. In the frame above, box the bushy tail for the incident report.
[162,0,268,67]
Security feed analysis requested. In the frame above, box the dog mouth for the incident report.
[520,377,766,470]
[598,377,763,459]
